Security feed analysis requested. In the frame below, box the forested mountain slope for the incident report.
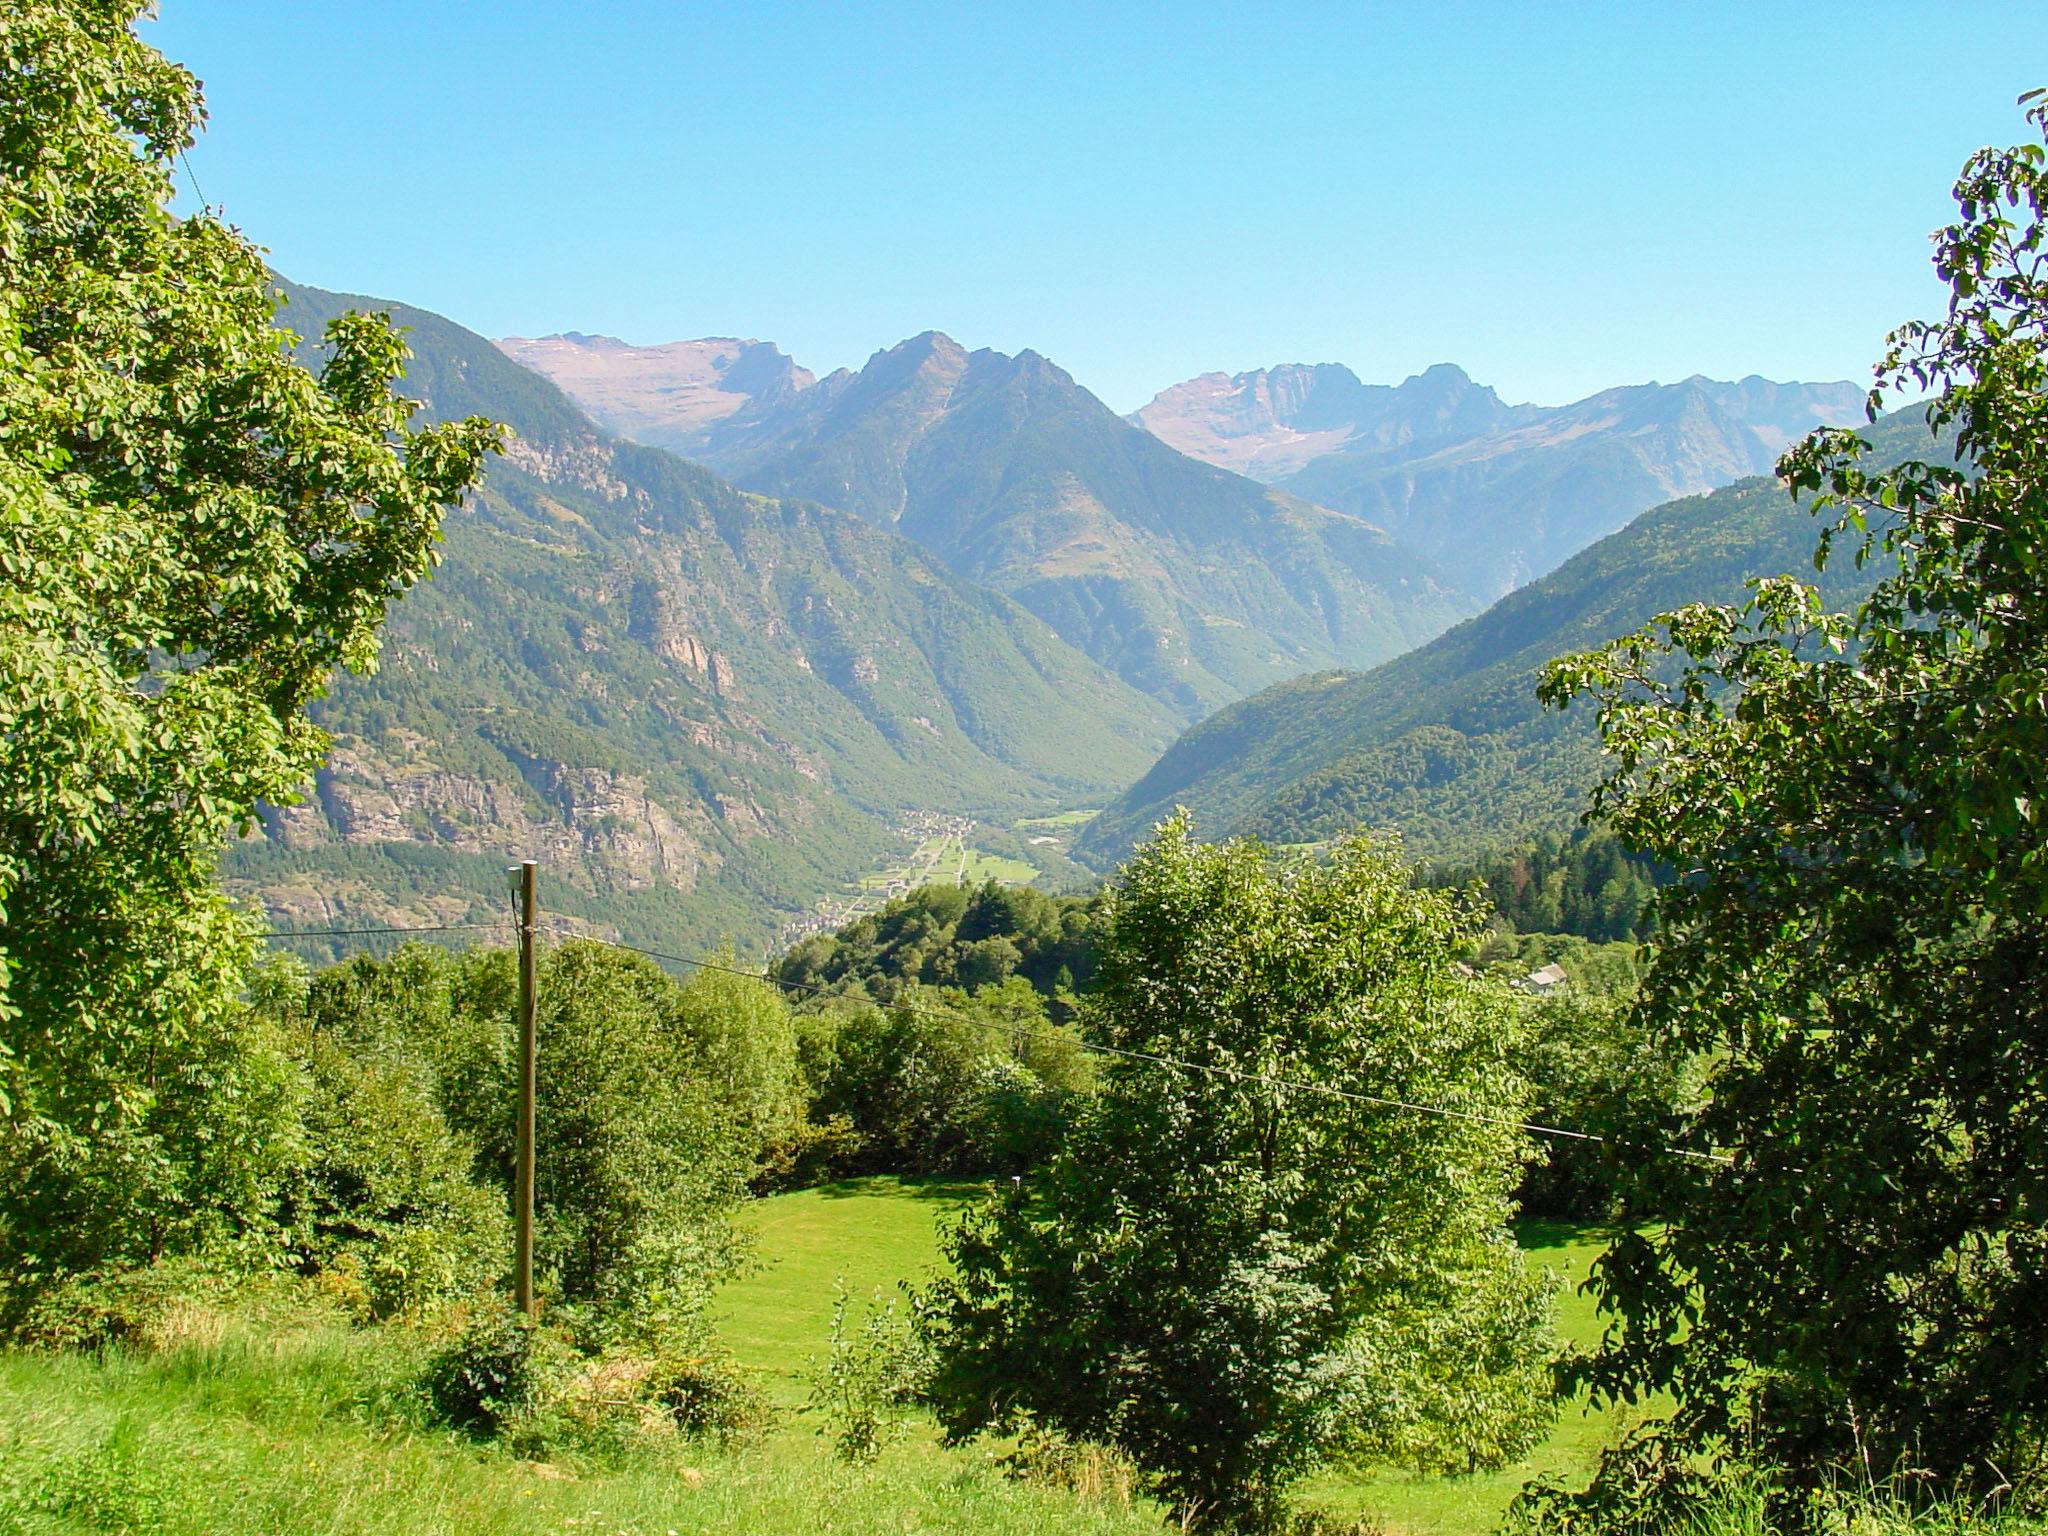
[1075,410,1936,870]
[1136,363,1863,596]
[228,284,1180,951]
[513,330,1472,719]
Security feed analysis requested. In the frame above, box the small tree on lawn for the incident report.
[919,815,1554,1532]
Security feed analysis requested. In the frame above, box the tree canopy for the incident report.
[1535,89,2048,1515]
[0,0,497,1288]
[919,818,1553,1530]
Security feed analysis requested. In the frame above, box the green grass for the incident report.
[955,850,1039,884]
[0,1310,1163,1536]
[714,1183,1636,1535]
[717,1176,987,1405]
[1014,809,1099,831]
[5,1195,2041,1536]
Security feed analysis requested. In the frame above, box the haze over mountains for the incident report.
[508,331,1468,718]
[1134,362,1866,596]
[229,286,1903,955]
[514,330,1863,617]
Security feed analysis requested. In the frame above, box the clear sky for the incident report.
[147,1,2046,413]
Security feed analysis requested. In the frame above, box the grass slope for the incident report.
[0,1334,1160,1535]
[717,1176,985,1405]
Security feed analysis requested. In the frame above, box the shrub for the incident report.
[422,1307,571,1437]
[806,1282,928,1464]
[644,1346,776,1445]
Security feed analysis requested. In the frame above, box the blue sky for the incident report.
[148,2,2046,413]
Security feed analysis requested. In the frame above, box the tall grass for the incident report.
[0,1312,1164,1536]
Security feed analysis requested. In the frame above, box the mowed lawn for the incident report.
[716,1179,1633,1535]
[717,1175,987,1404]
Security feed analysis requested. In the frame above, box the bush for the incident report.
[806,1283,928,1464]
[9,1260,239,1354]
[644,1346,776,1445]
[422,1307,571,1438]
[803,983,1091,1178]
[280,1015,508,1318]
[8,1260,347,1356]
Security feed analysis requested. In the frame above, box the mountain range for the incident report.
[505,331,1470,719]
[1132,362,1865,597]
[234,283,1180,953]
[234,286,1904,954]
[1073,408,1938,873]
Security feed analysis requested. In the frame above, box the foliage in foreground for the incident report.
[0,0,496,1296]
[1535,90,2048,1515]
[920,818,1556,1530]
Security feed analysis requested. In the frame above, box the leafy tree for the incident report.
[252,953,507,1318]
[668,955,807,1170]
[0,1,496,1293]
[1512,992,1699,1221]
[804,979,1091,1177]
[1535,92,2048,1513]
[919,817,1553,1531]
[526,942,754,1332]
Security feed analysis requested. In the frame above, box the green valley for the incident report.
[227,284,1179,956]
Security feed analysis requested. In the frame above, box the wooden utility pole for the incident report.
[513,859,539,1319]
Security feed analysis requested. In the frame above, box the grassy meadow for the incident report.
[3,1179,2039,1536]
[716,1179,1636,1534]
[0,1177,1615,1536]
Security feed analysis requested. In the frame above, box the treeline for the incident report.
[1424,825,1664,943]
[771,872,1666,1220]
[774,880,1100,1010]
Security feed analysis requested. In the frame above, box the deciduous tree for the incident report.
[0,0,496,1295]
[1535,89,2048,1515]
[920,817,1553,1531]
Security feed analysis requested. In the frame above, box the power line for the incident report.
[264,921,511,940]
[547,923,1733,1169]
[176,148,209,211]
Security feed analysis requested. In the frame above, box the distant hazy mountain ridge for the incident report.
[493,332,815,464]
[511,329,1474,719]
[1134,361,1865,596]
[1132,361,1520,480]
[1074,408,1940,873]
